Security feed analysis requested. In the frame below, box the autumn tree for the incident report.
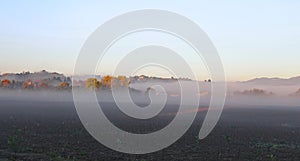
[85,78,102,90]
[22,80,34,89]
[101,75,113,89]
[1,79,11,87]
[117,75,130,87]
[57,82,70,90]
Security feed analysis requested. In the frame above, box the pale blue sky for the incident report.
[0,0,299,80]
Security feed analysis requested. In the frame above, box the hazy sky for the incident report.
[0,0,299,81]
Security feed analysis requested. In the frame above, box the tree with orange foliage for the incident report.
[1,79,11,87]
[57,82,70,90]
[85,78,102,90]
[22,80,34,89]
[117,75,130,87]
[101,75,113,89]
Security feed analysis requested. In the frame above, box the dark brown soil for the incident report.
[1,100,300,161]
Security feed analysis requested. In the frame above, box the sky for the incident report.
[0,0,299,81]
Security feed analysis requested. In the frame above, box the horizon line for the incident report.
[0,69,299,82]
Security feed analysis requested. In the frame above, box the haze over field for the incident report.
[0,71,299,107]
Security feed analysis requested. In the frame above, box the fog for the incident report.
[0,80,299,108]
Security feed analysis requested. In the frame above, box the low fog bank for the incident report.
[130,80,300,107]
[0,90,74,102]
[0,80,299,107]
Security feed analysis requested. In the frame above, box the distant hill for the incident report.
[234,88,274,96]
[243,76,300,85]
[0,70,68,82]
